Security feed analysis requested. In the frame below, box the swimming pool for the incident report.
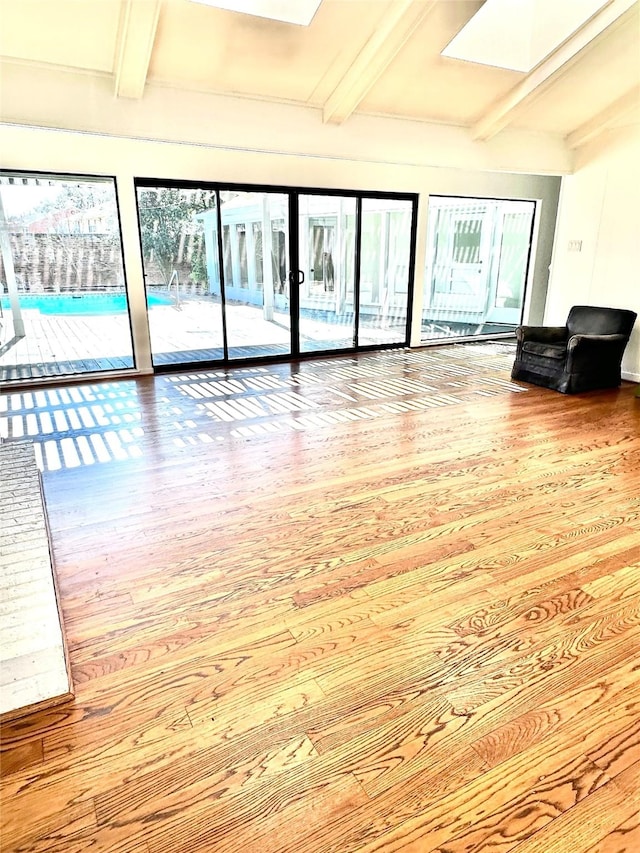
[0,292,173,315]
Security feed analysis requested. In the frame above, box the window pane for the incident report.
[358,198,412,346]
[0,173,133,383]
[221,191,291,360]
[298,195,356,353]
[495,211,532,309]
[136,185,223,366]
[422,196,535,341]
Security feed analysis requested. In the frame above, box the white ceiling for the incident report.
[0,0,638,148]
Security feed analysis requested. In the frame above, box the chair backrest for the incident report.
[567,305,637,339]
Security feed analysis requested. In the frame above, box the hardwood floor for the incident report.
[1,343,639,853]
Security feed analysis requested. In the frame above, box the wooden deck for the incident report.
[1,298,403,381]
[0,344,639,853]
[0,310,135,381]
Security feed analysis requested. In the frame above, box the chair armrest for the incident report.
[567,333,628,372]
[567,333,627,350]
[516,325,567,343]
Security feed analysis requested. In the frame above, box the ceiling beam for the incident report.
[114,0,162,99]
[323,0,437,125]
[566,85,640,148]
[471,0,638,141]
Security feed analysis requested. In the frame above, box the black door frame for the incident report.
[288,191,300,358]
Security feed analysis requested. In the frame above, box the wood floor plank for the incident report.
[469,659,640,771]
[588,717,640,779]
[1,346,638,853]
[4,799,98,853]
[420,755,608,853]
[0,737,43,778]
[489,762,640,853]
[445,609,640,717]
[581,812,640,853]
[330,738,608,853]
[94,732,320,828]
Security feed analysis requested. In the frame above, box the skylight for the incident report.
[442,0,610,72]
[190,0,323,26]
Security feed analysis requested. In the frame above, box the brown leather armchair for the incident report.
[511,305,637,394]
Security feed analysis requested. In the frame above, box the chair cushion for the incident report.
[522,341,566,360]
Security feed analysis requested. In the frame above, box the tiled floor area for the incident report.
[0,443,71,720]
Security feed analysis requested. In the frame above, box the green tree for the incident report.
[137,188,213,286]
[189,245,208,286]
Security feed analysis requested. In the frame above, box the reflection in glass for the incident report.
[220,191,291,360]
[136,185,223,366]
[0,172,133,383]
[358,198,413,346]
[298,195,356,353]
[422,196,535,342]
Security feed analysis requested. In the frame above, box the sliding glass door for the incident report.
[296,193,415,352]
[221,191,291,360]
[297,194,356,353]
[135,180,416,368]
[359,198,414,346]
[136,185,224,366]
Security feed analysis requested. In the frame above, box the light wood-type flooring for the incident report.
[1,343,639,853]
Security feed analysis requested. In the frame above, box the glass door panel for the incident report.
[1,172,134,383]
[136,185,223,366]
[486,202,535,325]
[422,196,535,341]
[221,191,291,360]
[358,198,413,346]
[297,195,356,353]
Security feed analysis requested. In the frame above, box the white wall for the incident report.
[546,123,640,382]
[0,115,561,373]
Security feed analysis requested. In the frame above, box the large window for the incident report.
[0,172,133,382]
[422,196,535,341]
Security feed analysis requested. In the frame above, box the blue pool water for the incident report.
[0,292,172,315]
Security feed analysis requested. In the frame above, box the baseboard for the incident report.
[622,370,640,383]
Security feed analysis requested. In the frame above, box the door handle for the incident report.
[287,270,306,286]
